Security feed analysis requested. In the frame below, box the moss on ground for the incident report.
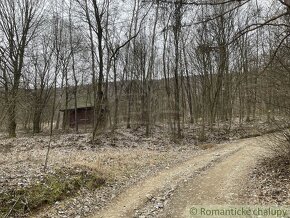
[0,167,105,217]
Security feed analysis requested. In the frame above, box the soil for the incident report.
[93,135,276,218]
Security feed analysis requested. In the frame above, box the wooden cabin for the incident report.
[60,106,94,128]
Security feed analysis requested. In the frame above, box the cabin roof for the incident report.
[59,97,94,111]
[60,105,94,112]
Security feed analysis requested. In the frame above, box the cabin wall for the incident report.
[62,108,94,128]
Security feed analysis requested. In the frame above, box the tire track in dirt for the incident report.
[92,137,270,218]
[159,136,272,218]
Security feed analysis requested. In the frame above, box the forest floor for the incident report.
[0,120,290,217]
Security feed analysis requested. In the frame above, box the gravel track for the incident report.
[93,136,273,218]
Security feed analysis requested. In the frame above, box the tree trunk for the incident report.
[7,97,17,137]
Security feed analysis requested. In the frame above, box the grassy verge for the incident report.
[0,167,105,217]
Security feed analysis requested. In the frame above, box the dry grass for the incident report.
[198,143,215,150]
[72,148,181,181]
[0,129,199,217]
[0,167,105,217]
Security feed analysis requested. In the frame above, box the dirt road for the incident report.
[92,136,274,218]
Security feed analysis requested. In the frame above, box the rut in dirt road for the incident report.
[92,136,273,218]
[159,136,272,218]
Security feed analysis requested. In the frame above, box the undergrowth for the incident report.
[0,167,105,217]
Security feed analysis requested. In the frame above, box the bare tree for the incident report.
[0,0,44,137]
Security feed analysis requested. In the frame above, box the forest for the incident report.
[0,0,289,139]
[1,0,290,217]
